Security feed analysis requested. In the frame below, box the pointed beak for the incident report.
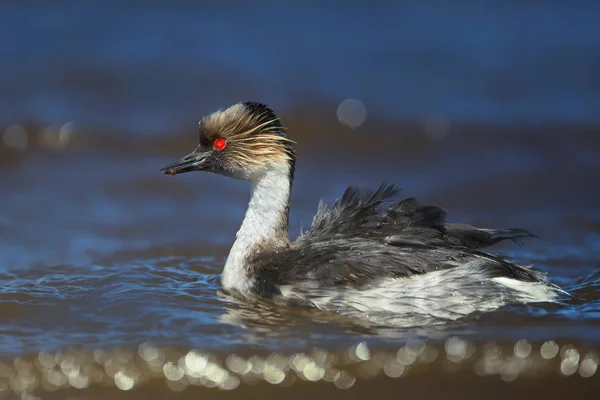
[161,150,211,175]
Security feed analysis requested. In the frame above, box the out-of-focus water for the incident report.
[1,1,600,131]
[1,1,600,399]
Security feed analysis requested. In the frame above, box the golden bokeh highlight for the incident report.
[0,339,597,398]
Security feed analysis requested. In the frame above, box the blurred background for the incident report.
[1,0,599,268]
[1,1,600,398]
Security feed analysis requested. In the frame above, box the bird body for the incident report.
[162,102,563,326]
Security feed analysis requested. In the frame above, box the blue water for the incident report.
[0,1,599,133]
[0,2,599,398]
[1,140,599,357]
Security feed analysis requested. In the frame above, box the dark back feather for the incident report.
[299,183,535,249]
[252,183,541,295]
[302,184,424,239]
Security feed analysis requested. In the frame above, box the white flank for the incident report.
[280,261,561,326]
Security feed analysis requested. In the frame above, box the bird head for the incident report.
[161,102,295,182]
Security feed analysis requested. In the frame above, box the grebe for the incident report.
[162,102,563,325]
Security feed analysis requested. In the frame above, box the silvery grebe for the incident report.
[162,102,563,325]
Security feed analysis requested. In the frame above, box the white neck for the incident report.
[221,164,291,293]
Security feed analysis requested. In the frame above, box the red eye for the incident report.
[214,138,226,150]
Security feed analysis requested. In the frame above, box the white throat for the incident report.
[221,164,291,293]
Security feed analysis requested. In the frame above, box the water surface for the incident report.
[1,1,600,399]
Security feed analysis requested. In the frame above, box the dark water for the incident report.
[1,1,600,399]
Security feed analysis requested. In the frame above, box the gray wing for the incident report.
[253,183,543,294]
[300,183,534,249]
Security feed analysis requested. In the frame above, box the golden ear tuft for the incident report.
[199,102,296,167]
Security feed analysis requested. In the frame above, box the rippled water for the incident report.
[1,1,600,399]
[2,119,599,398]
